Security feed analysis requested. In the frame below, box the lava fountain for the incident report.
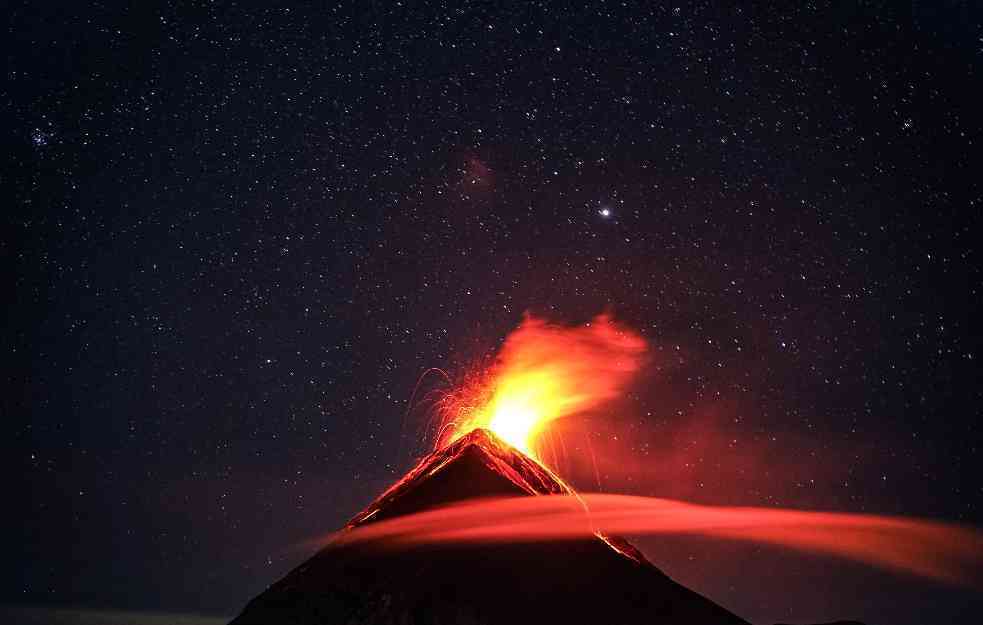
[436,313,646,460]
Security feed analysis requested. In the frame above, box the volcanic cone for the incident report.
[230,429,749,625]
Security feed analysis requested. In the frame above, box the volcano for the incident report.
[230,428,749,625]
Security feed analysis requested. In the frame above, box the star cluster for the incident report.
[5,2,982,623]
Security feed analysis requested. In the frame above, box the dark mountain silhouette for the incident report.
[230,428,751,624]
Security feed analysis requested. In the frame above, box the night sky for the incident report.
[5,2,983,624]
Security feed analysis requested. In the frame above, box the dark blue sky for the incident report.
[6,2,982,623]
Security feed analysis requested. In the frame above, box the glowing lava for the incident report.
[438,314,646,459]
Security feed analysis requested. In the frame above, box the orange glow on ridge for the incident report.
[438,314,647,460]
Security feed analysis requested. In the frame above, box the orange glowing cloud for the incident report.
[329,494,983,587]
[438,314,647,459]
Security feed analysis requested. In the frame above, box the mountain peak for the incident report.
[347,427,570,528]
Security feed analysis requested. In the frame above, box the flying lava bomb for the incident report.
[230,315,983,625]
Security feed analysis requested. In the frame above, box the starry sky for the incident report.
[5,2,983,624]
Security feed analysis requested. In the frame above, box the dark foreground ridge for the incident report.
[230,428,750,625]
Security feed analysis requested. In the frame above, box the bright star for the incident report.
[599,208,611,218]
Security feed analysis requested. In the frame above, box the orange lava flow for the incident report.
[437,314,647,460]
[329,494,983,587]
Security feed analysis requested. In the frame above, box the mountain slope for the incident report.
[230,428,749,625]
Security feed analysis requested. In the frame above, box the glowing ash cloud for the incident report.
[438,314,647,459]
